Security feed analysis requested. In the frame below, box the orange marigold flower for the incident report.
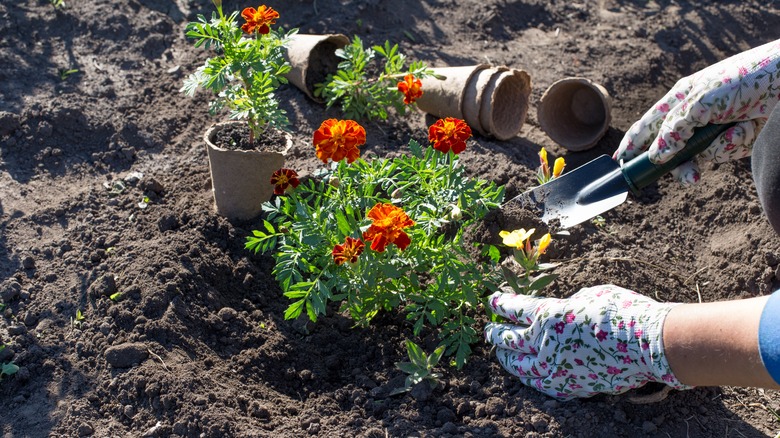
[313,119,367,164]
[241,5,279,35]
[332,236,365,266]
[428,117,471,154]
[397,74,423,105]
[270,168,299,195]
[362,203,415,252]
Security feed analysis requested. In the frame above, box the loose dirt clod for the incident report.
[104,343,149,369]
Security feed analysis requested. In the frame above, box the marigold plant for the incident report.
[314,36,437,121]
[246,118,505,367]
[181,2,298,143]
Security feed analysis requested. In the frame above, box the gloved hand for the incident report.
[484,285,692,400]
[614,38,780,185]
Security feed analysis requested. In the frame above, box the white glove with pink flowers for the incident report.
[484,285,692,400]
[614,38,780,185]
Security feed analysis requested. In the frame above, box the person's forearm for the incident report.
[663,295,780,389]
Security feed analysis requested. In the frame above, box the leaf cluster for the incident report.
[181,6,298,141]
[246,140,505,368]
[390,341,444,395]
[314,36,434,121]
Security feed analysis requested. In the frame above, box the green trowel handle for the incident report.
[621,122,736,195]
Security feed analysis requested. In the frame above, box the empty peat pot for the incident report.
[537,77,612,151]
[477,68,531,140]
[417,64,489,121]
[284,34,350,102]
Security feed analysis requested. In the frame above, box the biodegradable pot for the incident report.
[417,64,489,120]
[462,66,507,136]
[537,77,612,151]
[417,64,532,141]
[284,33,350,102]
[204,122,293,221]
[477,68,532,140]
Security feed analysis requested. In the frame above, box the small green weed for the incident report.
[0,346,18,381]
[58,68,78,80]
[71,309,86,328]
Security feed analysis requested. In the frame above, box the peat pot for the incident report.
[416,64,532,141]
[537,77,612,151]
[284,33,350,102]
[204,121,293,221]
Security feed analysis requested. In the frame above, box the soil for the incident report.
[208,123,291,153]
[2,1,780,437]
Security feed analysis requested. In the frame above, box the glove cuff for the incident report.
[640,302,694,390]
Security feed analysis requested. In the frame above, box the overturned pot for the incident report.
[537,77,612,151]
[284,33,350,102]
[416,64,532,140]
[204,121,293,221]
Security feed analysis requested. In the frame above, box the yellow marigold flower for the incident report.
[536,233,552,255]
[552,157,565,178]
[499,228,535,249]
[538,147,548,168]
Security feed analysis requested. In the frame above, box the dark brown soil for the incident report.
[2,1,780,437]
[209,123,291,152]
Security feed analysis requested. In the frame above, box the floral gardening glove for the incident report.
[484,285,692,400]
[614,38,780,185]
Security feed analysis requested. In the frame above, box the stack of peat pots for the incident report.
[416,64,532,141]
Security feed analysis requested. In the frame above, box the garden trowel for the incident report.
[505,123,734,229]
